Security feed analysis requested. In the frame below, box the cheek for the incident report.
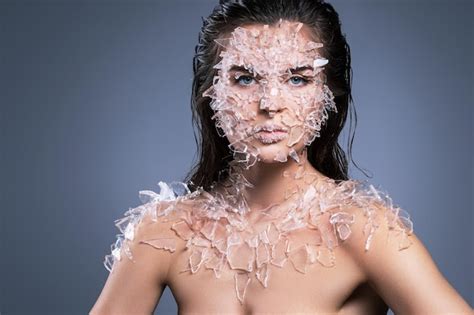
[225,86,261,115]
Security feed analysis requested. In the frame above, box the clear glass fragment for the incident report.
[139,238,176,252]
[288,245,309,273]
[234,272,251,304]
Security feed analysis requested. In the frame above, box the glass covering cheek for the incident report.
[203,20,338,167]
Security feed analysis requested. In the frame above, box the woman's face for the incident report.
[203,20,337,166]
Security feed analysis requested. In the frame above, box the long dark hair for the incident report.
[185,0,368,191]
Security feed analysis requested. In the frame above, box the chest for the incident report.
[166,244,372,314]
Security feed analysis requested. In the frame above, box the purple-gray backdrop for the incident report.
[1,0,472,314]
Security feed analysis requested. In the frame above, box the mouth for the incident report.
[253,124,289,144]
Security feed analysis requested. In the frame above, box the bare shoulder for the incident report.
[338,201,472,314]
[90,199,189,315]
[119,199,190,281]
[337,201,415,271]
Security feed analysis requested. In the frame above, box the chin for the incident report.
[255,144,290,163]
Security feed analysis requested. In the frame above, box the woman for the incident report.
[91,0,472,314]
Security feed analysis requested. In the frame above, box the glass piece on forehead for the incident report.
[316,247,336,267]
[273,150,288,162]
[289,245,309,274]
[139,238,177,252]
[288,148,300,164]
[256,263,270,288]
[214,37,230,48]
[287,125,305,147]
[228,243,254,272]
[283,170,291,178]
[313,58,328,68]
[304,41,324,51]
[201,220,218,241]
[171,220,195,240]
[270,238,289,268]
[294,22,304,33]
[276,18,284,27]
[250,28,260,37]
[234,272,251,304]
[256,242,270,268]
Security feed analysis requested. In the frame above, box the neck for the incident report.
[229,149,327,212]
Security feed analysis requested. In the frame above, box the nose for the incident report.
[259,86,284,116]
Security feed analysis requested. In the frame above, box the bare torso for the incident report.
[165,226,388,315]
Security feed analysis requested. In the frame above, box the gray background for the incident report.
[1,0,472,314]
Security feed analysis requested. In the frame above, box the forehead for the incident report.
[240,21,316,42]
[216,20,324,74]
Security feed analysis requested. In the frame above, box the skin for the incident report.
[90,22,473,315]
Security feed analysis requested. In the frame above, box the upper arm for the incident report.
[341,205,472,315]
[90,202,181,315]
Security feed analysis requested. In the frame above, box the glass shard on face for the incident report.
[203,20,338,167]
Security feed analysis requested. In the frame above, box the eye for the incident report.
[288,76,310,86]
[235,75,256,86]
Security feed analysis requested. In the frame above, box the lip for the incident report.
[253,129,288,144]
[253,123,289,133]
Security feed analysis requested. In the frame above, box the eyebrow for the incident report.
[227,65,315,74]
[228,65,254,73]
[288,66,314,73]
